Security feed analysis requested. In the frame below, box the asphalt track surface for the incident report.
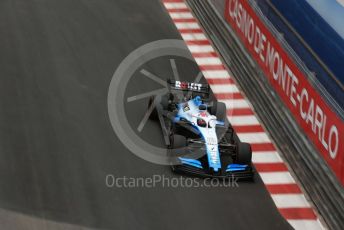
[0,0,292,229]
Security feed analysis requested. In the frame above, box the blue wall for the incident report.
[256,0,344,109]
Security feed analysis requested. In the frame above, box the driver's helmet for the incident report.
[197,118,207,127]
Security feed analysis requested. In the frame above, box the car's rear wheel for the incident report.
[148,94,170,120]
[236,142,252,164]
[172,134,187,149]
[218,127,234,144]
[160,94,170,110]
[211,101,226,121]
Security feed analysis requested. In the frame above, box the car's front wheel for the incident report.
[210,101,227,121]
[172,134,187,149]
[148,94,170,120]
[236,142,252,164]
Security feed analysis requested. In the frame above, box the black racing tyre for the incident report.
[237,142,252,164]
[160,94,169,110]
[148,94,170,120]
[172,134,187,149]
[219,127,234,144]
[148,96,158,120]
[211,101,226,121]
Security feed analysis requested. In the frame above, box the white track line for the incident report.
[222,99,250,109]
[187,45,214,53]
[194,57,222,65]
[227,115,260,126]
[210,84,239,93]
[175,22,200,29]
[181,33,207,41]
[252,151,283,163]
[237,132,271,143]
[164,2,188,9]
[170,12,193,19]
[272,194,311,208]
[202,70,230,79]
[260,172,296,184]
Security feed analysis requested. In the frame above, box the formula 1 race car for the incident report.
[148,79,254,180]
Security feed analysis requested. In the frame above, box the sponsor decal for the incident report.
[175,80,202,91]
[199,111,208,117]
[183,103,190,112]
[225,0,344,183]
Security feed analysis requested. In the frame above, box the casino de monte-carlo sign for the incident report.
[225,0,344,184]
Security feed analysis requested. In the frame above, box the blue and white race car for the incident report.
[148,80,254,180]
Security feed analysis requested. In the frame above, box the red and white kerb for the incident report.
[162,0,325,229]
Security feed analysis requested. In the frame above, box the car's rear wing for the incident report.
[167,79,210,94]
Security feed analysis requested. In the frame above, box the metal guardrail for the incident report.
[249,0,344,118]
[265,0,344,92]
[186,0,344,229]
